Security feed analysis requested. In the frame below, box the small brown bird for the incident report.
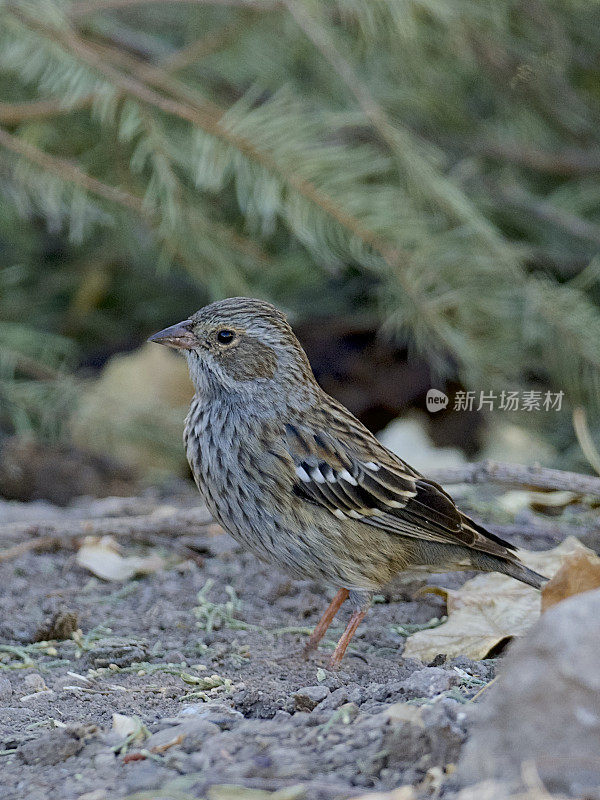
[150,298,545,668]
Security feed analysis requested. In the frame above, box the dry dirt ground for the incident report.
[0,485,550,800]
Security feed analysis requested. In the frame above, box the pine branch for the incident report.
[0,96,92,123]
[13,7,399,260]
[465,138,600,177]
[284,0,503,250]
[158,25,236,72]
[0,125,143,212]
[493,183,600,248]
[0,125,268,273]
[69,0,280,16]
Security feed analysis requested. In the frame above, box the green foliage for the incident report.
[0,0,599,452]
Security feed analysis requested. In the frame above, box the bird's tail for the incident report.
[497,558,548,590]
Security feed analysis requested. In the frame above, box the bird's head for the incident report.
[149,297,316,402]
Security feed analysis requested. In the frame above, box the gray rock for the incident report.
[316,686,350,710]
[124,761,172,793]
[293,685,330,711]
[93,749,116,771]
[400,667,459,698]
[0,677,12,701]
[386,698,467,779]
[459,588,600,796]
[23,673,46,693]
[18,724,97,766]
[145,718,220,753]
[178,702,243,729]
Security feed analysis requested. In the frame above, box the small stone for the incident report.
[93,750,116,771]
[316,686,349,710]
[293,685,330,712]
[76,790,107,800]
[145,718,220,754]
[34,609,79,642]
[400,667,459,699]
[0,677,13,701]
[23,673,46,693]
[178,702,243,729]
[18,724,97,766]
[338,702,359,722]
[124,761,171,793]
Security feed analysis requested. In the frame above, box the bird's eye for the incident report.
[217,329,235,344]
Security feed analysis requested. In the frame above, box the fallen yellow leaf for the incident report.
[348,788,415,800]
[541,548,600,611]
[76,535,165,581]
[403,537,594,661]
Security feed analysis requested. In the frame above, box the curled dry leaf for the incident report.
[403,537,595,661]
[541,549,600,611]
[348,787,416,800]
[76,535,165,581]
[112,713,147,742]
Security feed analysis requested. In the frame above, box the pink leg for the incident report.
[304,588,349,655]
[328,608,368,669]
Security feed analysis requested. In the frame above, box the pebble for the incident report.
[293,685,330,712]
[145,718,220,753]
[124,761,172,793]
[399,667,459,699]
[178,702,243,730]
[316,686,349,710]
[0,677,13,701]
[18,725,96,766]
[93,751,116,771]
[23,673,46,693]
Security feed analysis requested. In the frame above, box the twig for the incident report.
[494,183,600,248]
[0,537,62,563]
[158,25,236,72]
[0,125,143,213]
[573,407,600,477]
[0,507,215,548]
[10,6,417,281]
[0,97,92,124]
[69,0,280,16]
[428,460,600,497]
[464,138,600,177]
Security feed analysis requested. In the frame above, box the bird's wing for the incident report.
[283,402,516,561]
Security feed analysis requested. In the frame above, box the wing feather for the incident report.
[283,417,517,560]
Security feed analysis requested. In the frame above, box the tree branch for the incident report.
[0,506,215,551]
[69,0,280,17]
[428,460,600,497]
[0,96,92,124]
[11,7,419,282]
[0,125,144,213]
[465,138,600,177]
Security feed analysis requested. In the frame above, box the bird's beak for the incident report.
[148,320,197,350]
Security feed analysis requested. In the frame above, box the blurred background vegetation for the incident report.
[1,0,600,499]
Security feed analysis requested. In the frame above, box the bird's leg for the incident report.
[304,588,349,655]
[328,608,368,670]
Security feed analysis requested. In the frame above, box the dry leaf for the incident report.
[76,535,165,581]
[541,549,600,611]
[403,537,594,661]
[348,788,416,800]
[112,713,146,741]
[207,785,307,800]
